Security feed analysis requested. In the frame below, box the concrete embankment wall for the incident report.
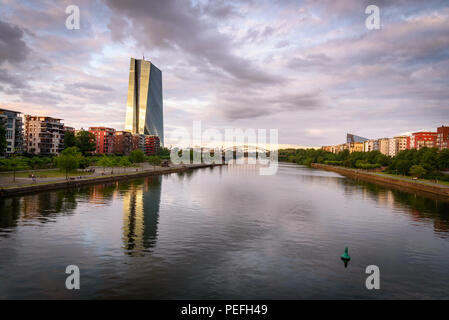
[312,163,449,197]
[0,164,220,198]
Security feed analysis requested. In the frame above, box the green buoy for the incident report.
[341,247,351,261]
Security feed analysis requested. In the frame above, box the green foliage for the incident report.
[409,165,427,178]
[280,146,449,180]
[75,130,96,155]
[64,130,76,149]
[129,149,145,163]
[56,147,84,179]
[156,147,170,157]
[148,156,162,168]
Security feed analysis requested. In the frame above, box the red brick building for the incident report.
[114,131,133,155]
[437,125,449,150]
[143,135,160,156]
[89,127,116,154]
[409,132,437,150]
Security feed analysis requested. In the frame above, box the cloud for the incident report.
[105,0,284,85]
[0,20,30,65]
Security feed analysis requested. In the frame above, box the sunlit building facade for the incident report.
[125,58,164,145]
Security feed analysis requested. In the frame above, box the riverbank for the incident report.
[0,163,222,197]
[312,163,449,197]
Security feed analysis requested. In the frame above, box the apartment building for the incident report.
[114,131,133,155]
[378,138,390,156]
[409,132,437,150]
[24,115,65,155]
[0,108,23,155]
[437,126,449,150]
[89,127,116,154]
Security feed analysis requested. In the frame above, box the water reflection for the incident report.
[122,176,162,255]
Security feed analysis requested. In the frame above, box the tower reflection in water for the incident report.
[122,176,162,256]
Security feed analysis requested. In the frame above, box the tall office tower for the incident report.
[125,58,164,145]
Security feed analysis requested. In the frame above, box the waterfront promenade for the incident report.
[0,163,220,197]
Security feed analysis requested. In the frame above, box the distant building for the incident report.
[347,133,369,143]
[125,58,164,145]
[322,146,334,153]
[64,126,75,133]
[363,140,379,152]
[349,142,364,153]
[437,126,449,150]
[114,131,133,155]
[409,132,437,150]
[394,136,408,153]
[24,115,65,155]
[89,127,116,154]
[388,138,398,157]
[378,138,390,156]
[0,108,23,155]
[143,135,160,156]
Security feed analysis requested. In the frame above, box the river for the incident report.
[1,163,449,299]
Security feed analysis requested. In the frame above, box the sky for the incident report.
[0,0,448,148]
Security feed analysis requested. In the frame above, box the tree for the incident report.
[395,159,412,175]
[97,156,113,173]
[119,156,131,172]
[8,157,26,182]
[64,130,76,149]
[129,149,145,163]
[56,147,83,179]
[148,156,161,169]
[409,165,427,178]
[75,130,96,155]
[0,123,6,156]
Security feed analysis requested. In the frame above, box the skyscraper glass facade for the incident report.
[125,58,164,145]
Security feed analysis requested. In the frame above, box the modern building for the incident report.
[437,126,449,150]
[125,58,164,145]
[378,138,390,156]
[0,108,23,155]
[24,115,65,155]
[89,127,116,154]
[114,131,133,155]
[409,132,437,150]
[347,133,369,144]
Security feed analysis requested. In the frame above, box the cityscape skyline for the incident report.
[0,1,448,148]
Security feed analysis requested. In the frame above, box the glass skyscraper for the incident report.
[125,58,164,145]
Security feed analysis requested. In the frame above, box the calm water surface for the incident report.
[1,163,449,299]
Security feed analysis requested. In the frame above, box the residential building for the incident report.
[363,140,379,152]
[409,132,437,150]
[437,126,449,150]
[125,57,164,145]
[24,115,65,155]
[388,138,398,157]
[378,138,390,156]
[114,131,133,155]
[0,108,23,155]
[349,142,364,153]
[89,127,116,154]
[394,136,408,153]
[64,126,75,133]
[143,135,160,156]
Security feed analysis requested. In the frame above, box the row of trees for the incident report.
[280,147,449,180]
[55,147,165,179]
